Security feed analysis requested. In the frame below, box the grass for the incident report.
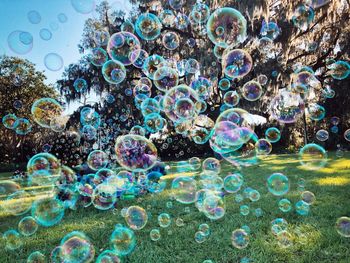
[0,153,350,262]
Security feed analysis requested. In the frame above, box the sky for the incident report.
[0,0,131,114]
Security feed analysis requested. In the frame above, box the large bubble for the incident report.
[222,49,253,79]
[125,206,148,230]
[207,7,247,48]
[135,13,162,41]
[60,231,95,262]
[71,0,96,14]
[44,53,64,71]
[8,31,33,55]
[299,143,327,170]
[31,197,65,227]
[110,225,136,256]
[171,176,197,204]
[115,135,158,171]
[267,173,289,196]
[102,60,126,84]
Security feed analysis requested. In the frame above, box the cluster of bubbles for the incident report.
[1,1,350,262]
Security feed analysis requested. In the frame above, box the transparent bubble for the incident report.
[107,32,141,66]
[242,81,263,101]
[231,229,249,249]
[125,206,148,230]
[271,218,288,235]
[2,113,17,129]
[219,78,231,91]
[96,250,120,263]
[277,230,293,248]
[307,103,325,121]
[240,205,250,216]
[92,183,116,210]
[299,143,327,170]
[89,47,108,67]
[110,225,136,256]
[329,61,350,80]
[162,32,180,50]
[335,217,350,237]
[158,213,171,228]
[71,0,96,14]
[185,58,200,74]
[44,53,64,71]
[2,190,32,216]
[255,139,272,155]
[295,200,310,216]
[265,127,281,143]
[301,191,316,205]
[60,231,95,263]
[344,129,350,142]
[191,3,210,23]
[175,13,190,30]
[135,13,162,41]
[144,113,164,133]
[191,77,212,100]
[154,67,179,92]
[278,199,292,212]
[267,173,289,196]
[28,10,41,24]
[292,4,315,31]
[14,118,32,135]
[142,54,165,80]
[121,20,135,33]
[31,98,63,128]
[223,49,253,79]
[203,194,225,220]
[207,7,247,48]
[27,251,46,263]
[102,60,126,84]
[58,13,68,23]
[32,197,65,227]
[115,135,158,171]
[150,229,161,241]
[260,21,281,40]
[171,176,197,204]
[169,0,184,10]
[3,229,22,250]
[8,31,33,54]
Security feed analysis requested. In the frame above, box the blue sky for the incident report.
[0,0,131,113]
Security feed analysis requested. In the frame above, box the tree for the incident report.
[0,56,61,165]
[56,0,350,160]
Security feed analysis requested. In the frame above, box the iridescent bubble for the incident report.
[271,218,288,235]
[8,30,33,54]
[292,4,315,31]
[92,183,116,210]
[150,229,161,241]
[260,21,281,40]
[267,173,289,196]
[125,206,148,230]
[107,32,141,66]
[94,29,110,46]
[28,10,41,24]
[96,250,121,263]
[131,49,148,68]
[71,0,96,14]
[73,78,88,92]
[301,191,316,205]
[141,98,160,117]
[191,77,212,100]
[158,213,171,228]
[110,225,136,256]
[185,58,200,74]
[265,127,281,143]
[203,194,225,220]
[189,157,201,170]
[121,20,135,33]
[316,129,329,142]
[2,190,32,215]
[135,13,162,41]
[207,7,247,48]
[27,251,46,263]
[223,49,253,79]
[87,150,108,170]
[299,143,327,170]
[144,113,164,133]
[142,54,165,80]
[194,231,207,243]
[219,78,231,91]
[115,135,158,171]
[89,47,108,67]
[171,176,197,204]
[39,29,52,41]
[169,0,184,10]
[329,61,350,80]
[175,13,189,30]
[278,199,292,212]
[277,230,293,248]
[3,230,22,250]
[307,103,325,121]
[159,10,175,26]
[57,13,68,23]
[60,231,95,263]
[154,67,179,92]
[44,53,64,71]
[202,157,221,174]
[240,205,250,216]
[162,32,180,50]
[2,113,17,129]
[224,91,240,107]
[102,60,126,84]
[269,91,305,123]
[231,229,249,249]
[31,198,65,227]
[344,129,350,142]
[31,98,63,128]
[335,217,350,237]
[295,200,310,216]
[255,139,272,155]
[130,125,146,136]
[224,173,243,193]
[14,118,32,135]
[241,81,263,101]
[18,216,38,236]
[191,3,210,23]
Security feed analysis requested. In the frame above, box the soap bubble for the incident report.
[316,129,329,141]
[28,10,41,24]
[31,98,63,128]
[150,229,161,241]
[171,176,197,204]
[115,135,158,171]
[344,129,350,142]
[295,200,310,216]
[299,143,327,170]
[307,103,325,121]
[44,53,64,71]
[71,0,96,14]
[278,199,292,212]
[18,216,39,236]
[60,231,95,263]
[191,3,210,23]
[27,251,46,263]
[329,61,350,80]
[260,21,281,40]
[267,173,289,196]
[301,191,316,205]
[96,250,121,263]
[265,127,281,143]
[203,194,225,220]
[102,60,126,84]
[3,230,22,250]
[40,29,52,41]
[8,31,33,54]
[292,4,315,31]
[31,197,65,227]
[231,229,249,249]
[87,150,108,170]
[110,225,136,256]
[2,113,18,129]
[270,91,305,123]
[158,213,171,228]
[135,13,162,41]
[92,183,116,210]
[162,32,180,50]
[224,173,243,193]
[154,67,179,92]
[207,7,247,48]
[255,139,272,155]
[223,49,253,79]
[241,81,263,101]
[335,217,350,237]
[2,190,32,216]
[125,206,148,230]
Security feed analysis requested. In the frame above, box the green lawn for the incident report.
[1,153,350,263]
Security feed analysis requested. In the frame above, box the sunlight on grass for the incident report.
[313,176,350,186]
